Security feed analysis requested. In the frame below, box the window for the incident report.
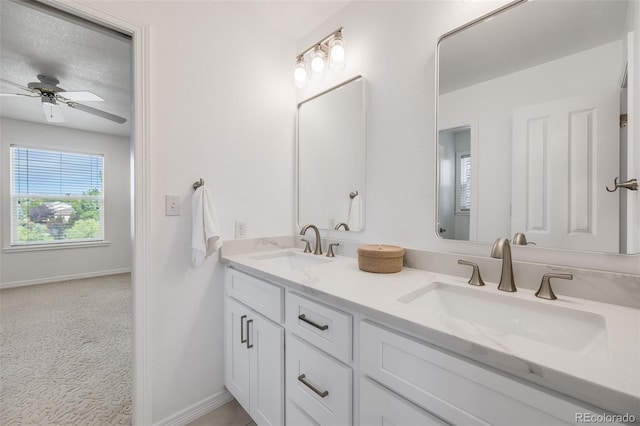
[456,151,471,213]
[10,145,104,246]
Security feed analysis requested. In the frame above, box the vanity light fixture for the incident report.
[294,28,345,87]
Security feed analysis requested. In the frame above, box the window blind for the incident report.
[10,145,105,245]
[459,154,471,212]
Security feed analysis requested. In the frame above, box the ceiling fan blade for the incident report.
[68,102,127,124]
[0,92,40,97]
[58,91,104,102]
[42,100,65,123]
[1,77,39,95]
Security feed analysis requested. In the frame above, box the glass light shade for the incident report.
[294,59,307,89]
[329,36,346,70]
[310,46,327,80]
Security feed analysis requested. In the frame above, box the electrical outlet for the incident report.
[235,221,247,239]
[165,194,180,216]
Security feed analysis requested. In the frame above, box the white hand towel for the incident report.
[192,186,222,267]
[347,193,361,231]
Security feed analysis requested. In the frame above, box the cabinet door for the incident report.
[250,314,284,426]
[360,377,447,426]
[225,297,251,413]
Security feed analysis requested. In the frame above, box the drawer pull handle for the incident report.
[246,319,254,349]
[298,374,328,398]
[240,315,247,344]
[298,314,328,331]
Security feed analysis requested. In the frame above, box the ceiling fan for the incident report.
[0,74,127,124]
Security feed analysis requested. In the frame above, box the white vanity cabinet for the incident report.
[224,269,284,426]
[223,263,629,426]
[359,321,615,426]
[285,292,353,426]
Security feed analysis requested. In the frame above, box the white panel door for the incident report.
[224,297,251,413]
[512,92,619,251]
[250,314,284,426]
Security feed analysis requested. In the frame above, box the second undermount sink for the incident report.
[250,250,333,270]
[397,282,608,358]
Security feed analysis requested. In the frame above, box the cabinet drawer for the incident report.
[225,268,283,323]
[287,334,352,426]
[360,377,447,426]
[286,292,352,363]
[360,321,600,426]
[286,399,320,426]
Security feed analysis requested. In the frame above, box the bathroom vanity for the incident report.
[222,242,639,426]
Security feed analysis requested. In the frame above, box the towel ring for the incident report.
[193,178,204,190]
[349,190,359,199]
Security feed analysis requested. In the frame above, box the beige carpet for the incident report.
[0,274,132,425]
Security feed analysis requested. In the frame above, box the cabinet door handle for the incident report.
[240,315,247,344]
[297,374,328,398]
[298,314,328,331]
[246,319,254,349]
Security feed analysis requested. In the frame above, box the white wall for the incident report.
[42,0,640,424]
[440,41,623,242]
[296,1,510,248]
[66,1,296,423]
[0,118,131,287]
[295,1,639,274]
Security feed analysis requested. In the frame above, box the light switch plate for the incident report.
[165,194,180,216]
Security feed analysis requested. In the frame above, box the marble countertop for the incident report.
[221,246,640,418]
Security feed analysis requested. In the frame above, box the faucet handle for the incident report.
[327,243,340,258]
[535,273,573,300]
[457,260,485,286]
[301,238,312,253]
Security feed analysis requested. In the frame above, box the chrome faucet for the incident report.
[300,224,322,255]
[490,238,517,292]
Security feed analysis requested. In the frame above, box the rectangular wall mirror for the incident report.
[437,0,639,254]
[297,76,366,231]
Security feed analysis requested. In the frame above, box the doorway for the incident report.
[0,0,144,423]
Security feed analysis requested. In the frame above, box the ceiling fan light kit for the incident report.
[40,94,64,123]
[1,74,125,124]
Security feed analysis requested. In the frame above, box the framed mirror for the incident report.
[437,0,639,254]
[297,76,366,231]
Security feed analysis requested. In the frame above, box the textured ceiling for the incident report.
[439,0,630,94]
[0,0,132,137]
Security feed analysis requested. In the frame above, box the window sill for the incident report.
[3,241,111,253]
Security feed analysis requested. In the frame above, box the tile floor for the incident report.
[187,399,255,426]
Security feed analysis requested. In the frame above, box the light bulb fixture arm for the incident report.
[296,27,344,60]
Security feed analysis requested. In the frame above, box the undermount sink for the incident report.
[250,251,333,270]
[398,282,608,358]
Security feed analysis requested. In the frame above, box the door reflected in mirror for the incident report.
[438,126,471,241]
[297,76,366,231]
[437,0,639,254]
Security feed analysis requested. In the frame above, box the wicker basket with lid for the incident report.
[357,244,405,273]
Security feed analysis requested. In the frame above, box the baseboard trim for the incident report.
[153,389,234,426]
[0,268,132,290]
